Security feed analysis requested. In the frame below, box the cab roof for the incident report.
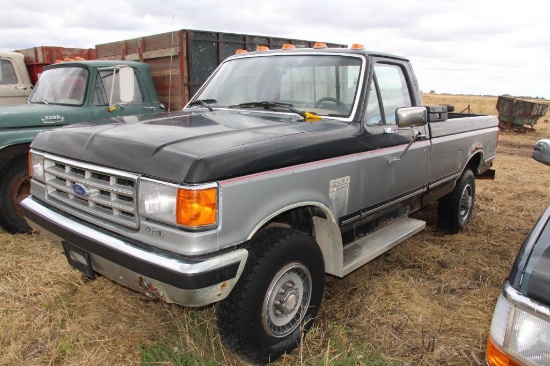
[44,59,149,70]
[227,44,410,63]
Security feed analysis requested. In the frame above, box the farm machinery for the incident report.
[496,95,549,132]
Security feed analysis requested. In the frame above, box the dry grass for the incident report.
[1,95,550,365]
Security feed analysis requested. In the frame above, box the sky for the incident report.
[1,0,548,99]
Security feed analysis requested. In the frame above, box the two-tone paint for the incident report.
[21,48,498,306]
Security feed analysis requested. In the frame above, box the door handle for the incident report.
[14,86,28,90]
[143,106,156,110]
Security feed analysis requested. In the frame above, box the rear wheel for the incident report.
[216,228,324,364]
[0,155,32,233]
[438,169,475,234]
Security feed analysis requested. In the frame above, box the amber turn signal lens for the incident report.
[486,337,521,366]
[176,187,217,227]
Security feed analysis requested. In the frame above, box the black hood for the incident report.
[31,109,359,183]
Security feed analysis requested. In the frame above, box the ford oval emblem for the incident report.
[72,183,88,196]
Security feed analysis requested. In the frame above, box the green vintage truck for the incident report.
[0,59,164,233]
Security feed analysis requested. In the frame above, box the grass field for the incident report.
[1,94,550,365]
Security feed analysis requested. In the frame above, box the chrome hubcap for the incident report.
[263,263,311,338]
[460,184,472,222]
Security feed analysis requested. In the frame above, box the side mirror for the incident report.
[533,139,550,166]
[396,107,427,128]
[118,66,135,104]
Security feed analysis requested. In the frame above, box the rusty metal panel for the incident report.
[15,46,97,84]
[188,31,220,97]
[16,46,97,64]
[95,29,346,110]
[245,35,269,51]
[497,95,549,131]
[220,33,246,60]
[96,32,185,110]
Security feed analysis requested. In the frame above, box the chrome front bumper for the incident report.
[20,197,248,307]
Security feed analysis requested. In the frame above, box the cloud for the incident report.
[1,0,548,98]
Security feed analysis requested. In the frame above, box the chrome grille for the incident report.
[44,156,139,228]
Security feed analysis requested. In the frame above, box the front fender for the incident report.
[0,127,54,162]
[217,156,364,251]
[246,201,337,241]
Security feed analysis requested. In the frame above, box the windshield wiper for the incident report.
[188,99,216,111]
[228,101,311,119]
[229,101,292,109]
[35,97,50,105]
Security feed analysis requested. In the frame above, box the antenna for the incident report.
[168,15,175,111]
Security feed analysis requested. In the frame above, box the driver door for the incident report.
[360,60,430,213]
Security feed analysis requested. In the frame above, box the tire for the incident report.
[216,228,324,364]
[438,169,475,234]
[0,155,32,233]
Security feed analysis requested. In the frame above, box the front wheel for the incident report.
[0,155,32,233]
[438,169,475,234]
[216,228,324,364]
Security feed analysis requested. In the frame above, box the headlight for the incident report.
[509,306,550,364]
[28,150,45,182]
[139,178,217,229]
[487,290,550,366]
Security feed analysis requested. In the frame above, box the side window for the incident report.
[365,63,412,125]
[94,69,143,105]
[93,76,108,105]
[364,82,382,125]
[0,59,18,85]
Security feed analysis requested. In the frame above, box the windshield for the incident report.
[193,54,363,118]
[29,67,88,105]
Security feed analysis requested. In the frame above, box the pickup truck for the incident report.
[0,51,32,105]
[0,59,164,233]
[20,44,499,363]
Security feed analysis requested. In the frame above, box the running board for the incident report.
[340,217,426,277]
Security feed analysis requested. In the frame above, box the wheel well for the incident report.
[0,144,30,166]
[259,206,328,237]
[465,151,482,175]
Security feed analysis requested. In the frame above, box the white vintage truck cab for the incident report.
[0,51,32,106]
